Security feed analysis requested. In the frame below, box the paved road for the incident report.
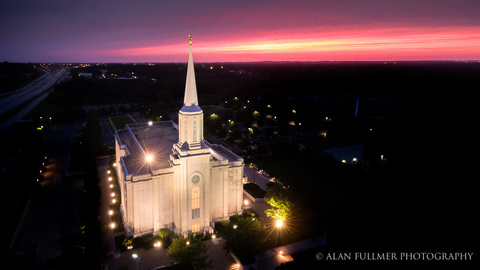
[0,68,49,99]
[0,68,68,131]
[99,116,116,148]
[0,68,66,114]
[10,123,83,262]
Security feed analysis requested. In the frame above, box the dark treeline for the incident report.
[70,61,480,107]
[0,62,42,93]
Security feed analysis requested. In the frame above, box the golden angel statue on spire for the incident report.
[188,34,193,46]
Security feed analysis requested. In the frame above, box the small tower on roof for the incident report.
[176,35,204,151]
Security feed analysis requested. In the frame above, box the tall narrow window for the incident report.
[184,119,188,141]
[192,187,200,219]
[193,120,197,142]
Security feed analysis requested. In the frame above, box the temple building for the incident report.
[114,38,244,237]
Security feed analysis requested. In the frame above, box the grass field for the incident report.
[110,115,135,130]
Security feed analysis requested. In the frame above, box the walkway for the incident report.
[244,166,276,191]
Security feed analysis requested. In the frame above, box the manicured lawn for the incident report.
[110,115,135,130]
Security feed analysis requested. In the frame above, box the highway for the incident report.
[0,67,68,131]
[0,68,67,115]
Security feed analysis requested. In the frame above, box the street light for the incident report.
[132,254,141,270]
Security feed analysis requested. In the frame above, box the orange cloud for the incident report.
[97,26,480,61]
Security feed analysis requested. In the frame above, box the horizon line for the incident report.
[6,59,480,65]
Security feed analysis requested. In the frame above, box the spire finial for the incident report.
[188,34,193,46]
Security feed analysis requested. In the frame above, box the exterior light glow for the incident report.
[107,170,111,174]
[110,223,115,229]
[244,200,249,205]
[233,225,238,229]
[146,155,153,162]
[132,253,138,259]
[276,219,283,228]
[109,210,113,216]
[148,121,153,126]
[212,235,216,239]
[186,241,190,246]
[108,177,112,181]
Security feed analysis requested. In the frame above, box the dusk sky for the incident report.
[1,0,479,62]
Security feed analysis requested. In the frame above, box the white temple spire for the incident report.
[183,34,199,108]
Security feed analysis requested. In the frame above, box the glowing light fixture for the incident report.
[146,154,153,162]
[276,219,283,228]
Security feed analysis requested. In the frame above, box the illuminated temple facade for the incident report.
[114,41,244,237]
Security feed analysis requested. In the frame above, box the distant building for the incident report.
[115,41,244,237]
[78,72,92,78]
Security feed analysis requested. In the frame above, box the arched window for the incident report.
[192,187,200,219]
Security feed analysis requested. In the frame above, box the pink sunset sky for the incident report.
[1,0,479,62]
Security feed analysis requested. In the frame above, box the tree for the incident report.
[158,228,171,239]
[264,185,293,221]
[167,235,211,270]
[122,238,133,249]
[222,214,266,264]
